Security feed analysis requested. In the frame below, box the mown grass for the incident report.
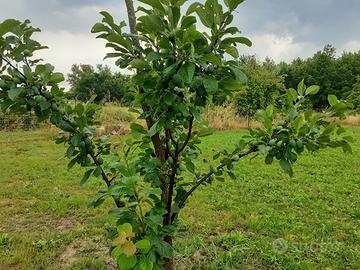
[0,128,359,270]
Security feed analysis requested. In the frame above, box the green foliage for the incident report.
[279,45,360,109]
[0,1,353,269]
[347,76,360,112]
[232,56,285,117]
[67,64,134,105]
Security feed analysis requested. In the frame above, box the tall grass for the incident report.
[2,103,360,135]
[334,114,360,126]
[95,103,138,132]
[202,104,260,130]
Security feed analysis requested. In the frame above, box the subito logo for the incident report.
[272,238,288,254]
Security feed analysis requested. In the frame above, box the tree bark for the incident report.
[125,0,138,36]
[123,2,172,269]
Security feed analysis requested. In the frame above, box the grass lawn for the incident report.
[0,128,359,270]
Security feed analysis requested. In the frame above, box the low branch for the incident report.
[177,114,194,154]
[89,152,111,187]
[164,144,179,226]
[177,147,257,209]
[165,131,176,160]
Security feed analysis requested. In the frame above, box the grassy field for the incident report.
[0,128,359,270]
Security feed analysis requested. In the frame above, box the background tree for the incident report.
[68,64,134,105]
[280,45,360,110]
[235,56,285,119]
[347,76,360,112]
[280,45,337,109]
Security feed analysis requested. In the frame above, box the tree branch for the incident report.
[1,55,26,78]
[124,1,167,200]
[177,147,257,209]
[165,131,176,160]
[89,151,111,187]
[164,144,179,226]
[177,114,194,154]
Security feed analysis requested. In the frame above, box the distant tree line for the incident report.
[279,45,360,111]
[67,45,360,113]
[229,45,360,116]
[67,64,134,105]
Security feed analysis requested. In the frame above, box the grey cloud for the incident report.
[0,0,359,70]
[237,0,360,50]
[0,0,127,33]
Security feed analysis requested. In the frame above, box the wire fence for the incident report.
[0,113,45,131]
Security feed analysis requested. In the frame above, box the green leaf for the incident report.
[129,59,151,70]
[148,120,162,137]
[106,34,131,50]
[305,85,320,96]
[225,46,239,58]
[287,88,298,102]
[222,37,252,47]
[91,23,110,33]
[130,123,147,134]
[117,223,133,234]
[297,79,306,95]
[170,6,181,27]
[203,76,218,93]
[228,65,247,82]
[139,256,153,270]
[341,141,352,154]
[58,120,75,133]
[135,239,151,251]
[197,128,214,137]
[137,15,164,34]
[280,158,293,177]
[93,166,102,177]
[122,241,137,256]
[49,72,65,83]
[80,169,93,186]
[70,134,81,146]
[138,0,165,13]
[265,155,273,164]
[0,19,20,36]
[66,146,75,158]
[328,95,338,106]
[90,197,105,208]
[178,62,195,84]
[8,88,23,101]
[201,54,222,66]
[195,7,213,27]
[180,16,196,29]
[186,3,202,15]
[117,254,137,270]
[154,240,173,259]
[224,0,245,11]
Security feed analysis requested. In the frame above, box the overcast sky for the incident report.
[1,0,359,78]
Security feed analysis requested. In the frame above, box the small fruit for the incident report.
[289,140,296,148]
[296,141,303,148]
[79,141,86,150]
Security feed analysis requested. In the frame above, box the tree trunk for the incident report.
[124,2,173,269]
[125,0,138,36]
[164,235,173,270]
